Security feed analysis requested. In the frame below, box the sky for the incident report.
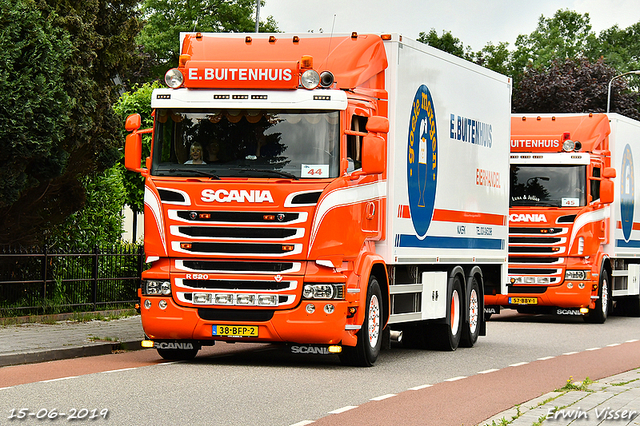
[260,0,640,51]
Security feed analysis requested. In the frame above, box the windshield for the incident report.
[510,165,587,207]
[151,109,340,179]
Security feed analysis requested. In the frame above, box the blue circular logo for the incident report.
[620,144,635,242]
[406,85,438,239]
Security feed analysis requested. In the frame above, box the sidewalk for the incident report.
[481,370,640,425]
[0,314,145,367]
[1,316,640,426]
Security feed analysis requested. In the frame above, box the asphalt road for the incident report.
[2,311,640,425]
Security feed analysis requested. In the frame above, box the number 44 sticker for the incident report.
[301,164,329,178]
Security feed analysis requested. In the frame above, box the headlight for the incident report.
[143,280,171,296]
[302,284,345,300]
[565,270,589,280]
[165,68,184,88]
[301,70,320,89]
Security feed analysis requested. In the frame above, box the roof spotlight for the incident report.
[320,71,335,87]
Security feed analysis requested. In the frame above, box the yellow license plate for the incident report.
[509,297,537,305]
[213,325,258,337]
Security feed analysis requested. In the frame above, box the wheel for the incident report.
[584,269,611,324]
[156,346,199,361]
[340,275,383,367]
[460,277,480,348]
[432,276,463,351]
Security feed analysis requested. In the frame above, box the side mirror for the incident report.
[602,167,616,179]
[125,113,141,132]
[600,179,614,204]
[125,132,144,173]
[124,113,147,174]
[366,116,389,133]
[361,134,385,175]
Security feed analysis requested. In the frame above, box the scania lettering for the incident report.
[125,32,511,365]
[201,189,274,203]
[509,213,548,223]
[155,342,194,350]
[485,113,640,323]
[290,345,332,355]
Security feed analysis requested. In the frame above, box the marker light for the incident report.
[165,69,184,88]
[301,70,320,89]
[141,340,154,348]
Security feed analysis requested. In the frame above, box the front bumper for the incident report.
[140,294,357,345]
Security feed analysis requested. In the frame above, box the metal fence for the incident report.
[0,244,144,316]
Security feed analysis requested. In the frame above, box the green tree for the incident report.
[0,0,141,246]
[417,28,471,59]
[47,168,127,250]
[511,9,598,81]
[595,22,640,77]
[138,0,279,77]
[0,0,72,223]
[472,41,513,77]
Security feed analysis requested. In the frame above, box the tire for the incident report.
[584,269,611,324]
[432,276,463,351]
[460,277,480,348]
[156,346,199,361]
[340,275,383,367]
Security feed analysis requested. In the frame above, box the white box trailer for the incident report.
[605,114,640,300]
[377,36,511,342]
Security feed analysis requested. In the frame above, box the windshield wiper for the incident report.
[167,169,220,179]
[231,167,298,180]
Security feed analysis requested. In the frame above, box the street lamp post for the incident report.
[255,0,260,33]
[606,70,640,113]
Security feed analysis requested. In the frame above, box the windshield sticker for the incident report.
[561,198,579,207]
[301,164,329,178]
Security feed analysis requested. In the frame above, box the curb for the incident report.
[0,340,144,368]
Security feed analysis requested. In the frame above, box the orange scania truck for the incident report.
[124,32,512,366]
[485,113,640,323]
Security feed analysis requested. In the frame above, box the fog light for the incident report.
[306,304,316,314]
[324,304,335,314]
[257,295,278,306]
[159,300,168,310]
[193,293,212,304]
[567,282,574,289]
[578,283,585,289]
[144,299,152,309]
[580,307,589,314]
[236,294,256,305]
[328,345,342,353]
[215,294,234,305]
[141,340,154,348]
